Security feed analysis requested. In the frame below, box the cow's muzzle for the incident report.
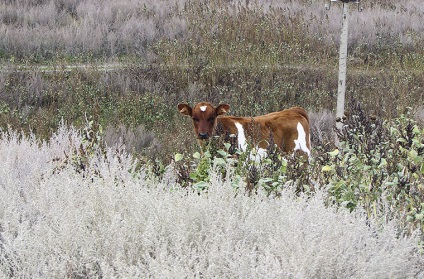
[198,132,209,140]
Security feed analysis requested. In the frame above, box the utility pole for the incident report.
[325,0,362,130]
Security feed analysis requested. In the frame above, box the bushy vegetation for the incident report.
[0,125,423,277]
[172,100,424,237]
[1,0,424,276]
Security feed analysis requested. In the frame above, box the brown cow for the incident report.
[177,102,311,157]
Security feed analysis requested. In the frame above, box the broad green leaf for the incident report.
[322,165,332,172]
[193,181,209,190]
[217,150,227,157]
[379,158,387,168]
[214,158,226,166]
[408,150,418,160]
[328,149,339,157]
[193,152,201,159]
[174,153,184,162]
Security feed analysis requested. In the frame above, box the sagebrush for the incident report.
[0,126,423,278]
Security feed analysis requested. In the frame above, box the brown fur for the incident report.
[178,102,311,154]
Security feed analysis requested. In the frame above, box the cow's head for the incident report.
[177,102,230,140]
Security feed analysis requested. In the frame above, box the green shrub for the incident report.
[320,100,424,235]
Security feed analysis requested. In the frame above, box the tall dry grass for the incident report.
[0,0,186,60]
[0,0,423,160]
[0,0,423,61]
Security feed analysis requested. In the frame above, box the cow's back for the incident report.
[255,107,310,153]
[286,107,309,124]
[216,107,310,154]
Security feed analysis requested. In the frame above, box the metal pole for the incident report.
[336,2,349,130]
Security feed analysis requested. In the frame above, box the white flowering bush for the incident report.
[0,125,423,278]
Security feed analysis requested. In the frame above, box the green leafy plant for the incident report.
[320,100,424,235]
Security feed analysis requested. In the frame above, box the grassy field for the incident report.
[0,0,423,159]
[1,0,424,277]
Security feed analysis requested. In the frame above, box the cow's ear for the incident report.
[216,104,230,115]
[177,103,192,116]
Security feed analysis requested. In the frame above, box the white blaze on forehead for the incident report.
[200,106,207,112]
[294,122,311,156]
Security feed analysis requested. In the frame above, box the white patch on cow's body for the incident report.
[294,122,311,156]
[235,122,247,151]
[235,122,267,162]
[200,106,207,112]
[256,148,267,158]
[251,147,268,162]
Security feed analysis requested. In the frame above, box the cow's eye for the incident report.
[193,117,199,122]
[207,117,215,122]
